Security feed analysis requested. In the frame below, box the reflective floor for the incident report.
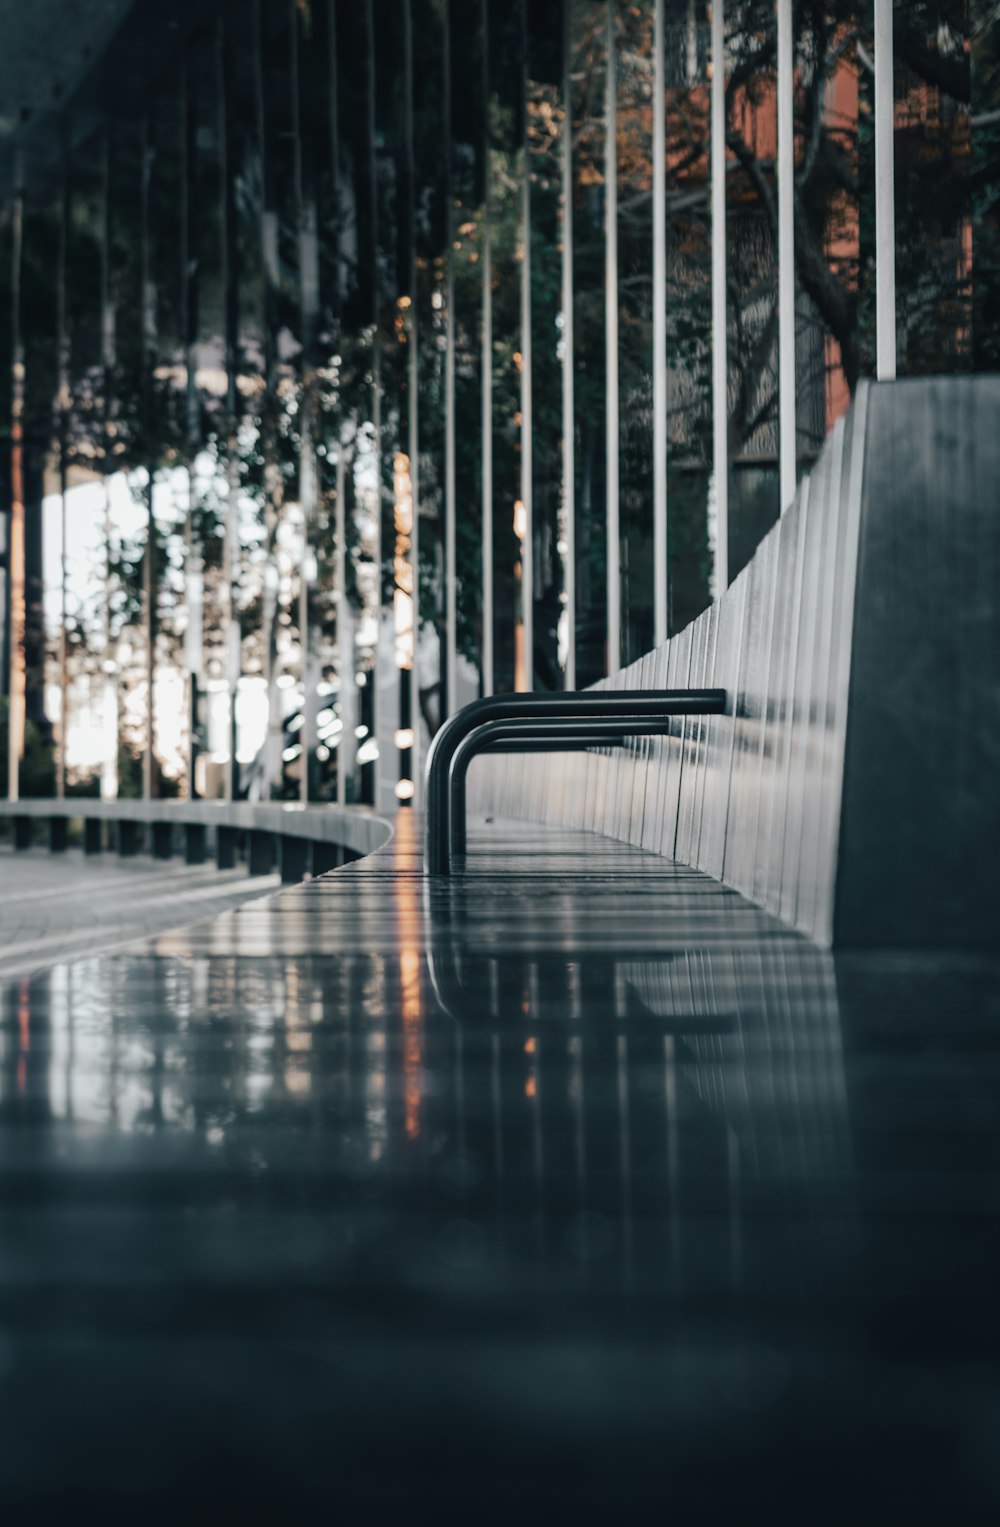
[0,846,280,981]
[0,814,998,1519]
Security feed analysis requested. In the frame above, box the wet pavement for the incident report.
[0,813,997,1520]
[0,846,281,981]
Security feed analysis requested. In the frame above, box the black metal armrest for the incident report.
[424,689,726,873]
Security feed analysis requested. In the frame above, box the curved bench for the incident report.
[0,798,393,883]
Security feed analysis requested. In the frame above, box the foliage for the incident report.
[0,0,996,794]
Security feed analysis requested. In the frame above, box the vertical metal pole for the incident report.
[874,0,896,380]
[561,0,575,688]
[652,0,667,645]
[481,0,494,697]
[297,433,315,805]
[777,0,796,509]
[219,16,241,804]
[257,0,284,800]
[328,0,348,809]
[100,132,118,801]
[141,115,155,804]
[710,0,728,591]
[6,177,24,803]
[605,0,620,673]
[366,0,382,802]
[180,56,200,800]
[291,0,318,805]
[443,0,457,716]
[405,0,422,795]
[520,0,534,691]
[328,0,341,317]
[56,163,69,798]
[335,431,348,806]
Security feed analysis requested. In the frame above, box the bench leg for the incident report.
[84,818,103,855]
[152,823,174,860]
[248,830,274,876]
[279,835,308,884]
[49,817,68,853]
[311,841,342,876]
[185,824,206,865]
[13,816,32,851]
[118,821,140,857]
[216,826,239,870]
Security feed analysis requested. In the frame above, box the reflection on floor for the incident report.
[0,846,281,980]
[0,814,997,1519]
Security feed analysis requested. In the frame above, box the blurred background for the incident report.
[0,0,997,812]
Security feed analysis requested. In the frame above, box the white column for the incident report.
[521,0,534,691]
[7,179,24,803]
[405,0,421,797]
[366,0,382,802]
[335,426,348,807]
[481,0,494,697]
[443,0,458,715]
[710,0,728,592]
[874,0,896,380]
[100,134,118,802]
[56,170,69,799]
[562,0,576,687]
[777,0,796,509]
[605,0,620,672]
[652,0,668,645]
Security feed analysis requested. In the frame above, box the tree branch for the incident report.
[895,23,970,104]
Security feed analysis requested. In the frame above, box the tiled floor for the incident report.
[0,814,997,1520]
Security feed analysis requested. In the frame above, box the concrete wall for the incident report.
[471,377,1000,950]
[834,376,1000,949]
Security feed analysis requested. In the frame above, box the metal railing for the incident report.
[425,689,727,874]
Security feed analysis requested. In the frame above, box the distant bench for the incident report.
[0,798,392,883]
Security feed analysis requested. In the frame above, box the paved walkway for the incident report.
[0,847,280,981]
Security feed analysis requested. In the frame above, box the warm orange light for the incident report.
[7,356,25,799]
[17,978,30,1097]
[514,622,528,695]
[393,452,415,670]
[394,813,423,1140]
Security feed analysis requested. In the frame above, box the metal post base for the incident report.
[118,820,140,857]
[184,824,206,865]
[248,830,274,876]
[279,835,308,884]
[152,823,174,860]
[216,826,239,870]
[311,841,343,876]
